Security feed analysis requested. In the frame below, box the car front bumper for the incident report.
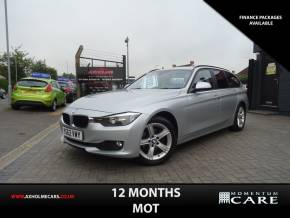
[60,108,149,158]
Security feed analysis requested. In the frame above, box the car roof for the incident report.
[152,65,231,72]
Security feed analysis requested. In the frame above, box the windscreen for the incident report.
[129,70,192,89]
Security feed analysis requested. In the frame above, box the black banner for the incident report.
[0,184,289,213]
[204,0,290,71]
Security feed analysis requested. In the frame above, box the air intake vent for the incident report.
[62,113,70,125]
[72,115,89,128]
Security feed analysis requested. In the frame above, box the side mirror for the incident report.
[193,81,212,92]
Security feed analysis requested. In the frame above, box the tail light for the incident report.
[45,84,52,92]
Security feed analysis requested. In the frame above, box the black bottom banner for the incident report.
[0,184,289,213]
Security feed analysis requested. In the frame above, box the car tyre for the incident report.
[62,97,67,107]
[65,94,72,103]
[50,100,57,112]
[138,116,177,165]
[11,104,20,110]
[229,104,246,131]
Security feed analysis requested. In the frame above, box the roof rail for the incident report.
[195,65,231,72]
[172,61,195,68]
[148,68,160,73]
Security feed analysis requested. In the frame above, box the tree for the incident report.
[31,60,58,80]
[30,60,47,72]
[61,72,76,79]
[0,47,59,85]
[0,46,33,85]
[46,67,58,80]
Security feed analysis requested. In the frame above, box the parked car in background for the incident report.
[60,65,248,165]
[0,88,6,99]
[11,77,66,111]
[58,80,76,103]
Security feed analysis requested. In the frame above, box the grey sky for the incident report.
[0,0,254,76]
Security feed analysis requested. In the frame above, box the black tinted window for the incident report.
[17,80,47,87]
[213,70,228,89]
[225,71,241,88]
[59,82,69,88]
[193,69,214,88]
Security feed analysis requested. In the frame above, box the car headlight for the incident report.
[93,112,141,126]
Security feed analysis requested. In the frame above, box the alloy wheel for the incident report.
[52,100,57,111]
[237,107,245,128]
[63,97,67,106]
[140,123,172,161]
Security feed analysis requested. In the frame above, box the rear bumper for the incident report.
[13,100,47,107]
[11,94,53,107]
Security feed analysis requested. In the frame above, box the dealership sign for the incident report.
[76,66,126,95]
[88,68,113,77]
[77,67,125,82]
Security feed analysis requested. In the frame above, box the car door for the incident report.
[56,81,66,104]
[211,70,239,124]
[51,81,62,105]
[183,68,221,139]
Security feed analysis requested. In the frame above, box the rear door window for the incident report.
[224,71,241,88]
[17,80,47,87]
[212,70,229,89]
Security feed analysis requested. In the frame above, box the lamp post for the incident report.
[125,36,129,80]
[15,56,18,82]
[4,0,12,104]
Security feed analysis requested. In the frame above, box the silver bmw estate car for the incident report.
[60,65,248,165]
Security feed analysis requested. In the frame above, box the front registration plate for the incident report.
[63,127,83,141]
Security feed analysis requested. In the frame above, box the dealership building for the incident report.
[247,45,290,114]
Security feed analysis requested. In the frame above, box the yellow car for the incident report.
[11,77,66,111]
